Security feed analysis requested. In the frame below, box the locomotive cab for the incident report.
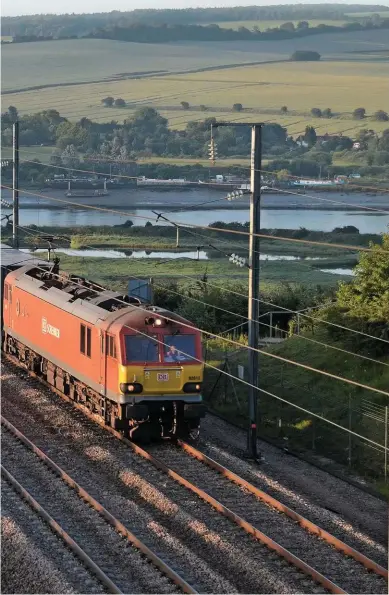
[115,314,205,441]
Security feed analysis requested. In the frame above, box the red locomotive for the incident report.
[2,247,205,441]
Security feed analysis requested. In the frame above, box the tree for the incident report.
[114,98,126,107]
[276,168,290,181]
[280,21,295,31]
[378,129,389,152]
[102,97,114,107]
[290,50,320,61]
[336,233,389,322]
[373,110,389,122]
[280,105,288,114]
[356,128,376,150]
[145,221,153,227]
[232,103,243,112]
[180,101,190,110]
[303,125,317,147]
[8,105,18,123]
[199,104,207,111]
[311,108,322,118]
[297,21,309,29]
[322,108,332,118]
[50,149,62,166]
[353,107,366,120]
[61,144,79,169]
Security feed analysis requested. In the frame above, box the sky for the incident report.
[2,0,389,17]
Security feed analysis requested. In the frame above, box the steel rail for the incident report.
[177,440,388,579]
[128,441,346,594]
[1,465,123,595]
[1,415,197,595]
[1,354,369,594]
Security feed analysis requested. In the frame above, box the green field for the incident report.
[2,30,388,140]
[4,59,389,137]
[2,28,389,93]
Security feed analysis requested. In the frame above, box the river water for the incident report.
[1,188,388,233]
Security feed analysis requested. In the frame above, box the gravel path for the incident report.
[1,480,103,594]
[149,443,387,595]
[201,414,388,551]
[2,363,323,594]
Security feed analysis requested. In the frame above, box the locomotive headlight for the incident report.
[145,316,163,327]
[183,383,202,393]
[120,383,143,394]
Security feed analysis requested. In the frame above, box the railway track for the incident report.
[2,356,388,594]
[2,479,107,595]
[1,416,196,595]
[144,441,388,595]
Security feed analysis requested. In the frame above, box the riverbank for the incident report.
[4,224,378,258]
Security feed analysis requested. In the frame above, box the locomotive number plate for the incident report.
[157,373,169,382]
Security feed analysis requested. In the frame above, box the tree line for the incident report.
[2,4,388,38]
[5,17,389,45]
[2,106,389,182]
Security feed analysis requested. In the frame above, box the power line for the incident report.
[117,321,389,453]
[273,187,389,214]
[11,220,389,362]
[2,184,385,255]
[12,255,389,396]
[16,140,389,204]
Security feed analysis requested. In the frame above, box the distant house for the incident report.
[1,36,14,43]
[296,136,309,148]
[352,142,361,150]
[316,134,344,146]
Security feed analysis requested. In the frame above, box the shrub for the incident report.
[373,110,389,122]
[353,107,366,120]
[290,50,320,61]
[102,96,114,107]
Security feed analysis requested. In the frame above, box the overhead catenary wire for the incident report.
[11,119,389,197]
[15,143,389,207]
[116,321,389,453]
[9,220,389,367]
[9,253,389,397]
[4,186,389,345]
[2,184,386,255]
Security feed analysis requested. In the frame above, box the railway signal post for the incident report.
[211,121,263,462]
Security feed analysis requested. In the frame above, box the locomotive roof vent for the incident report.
[88,291,141,312]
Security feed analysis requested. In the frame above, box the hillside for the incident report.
[2,28,389,94]
[206,327,389,482]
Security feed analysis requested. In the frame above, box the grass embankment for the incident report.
[205,327,389,483]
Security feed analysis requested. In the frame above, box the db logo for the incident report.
[42,317,60,338]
